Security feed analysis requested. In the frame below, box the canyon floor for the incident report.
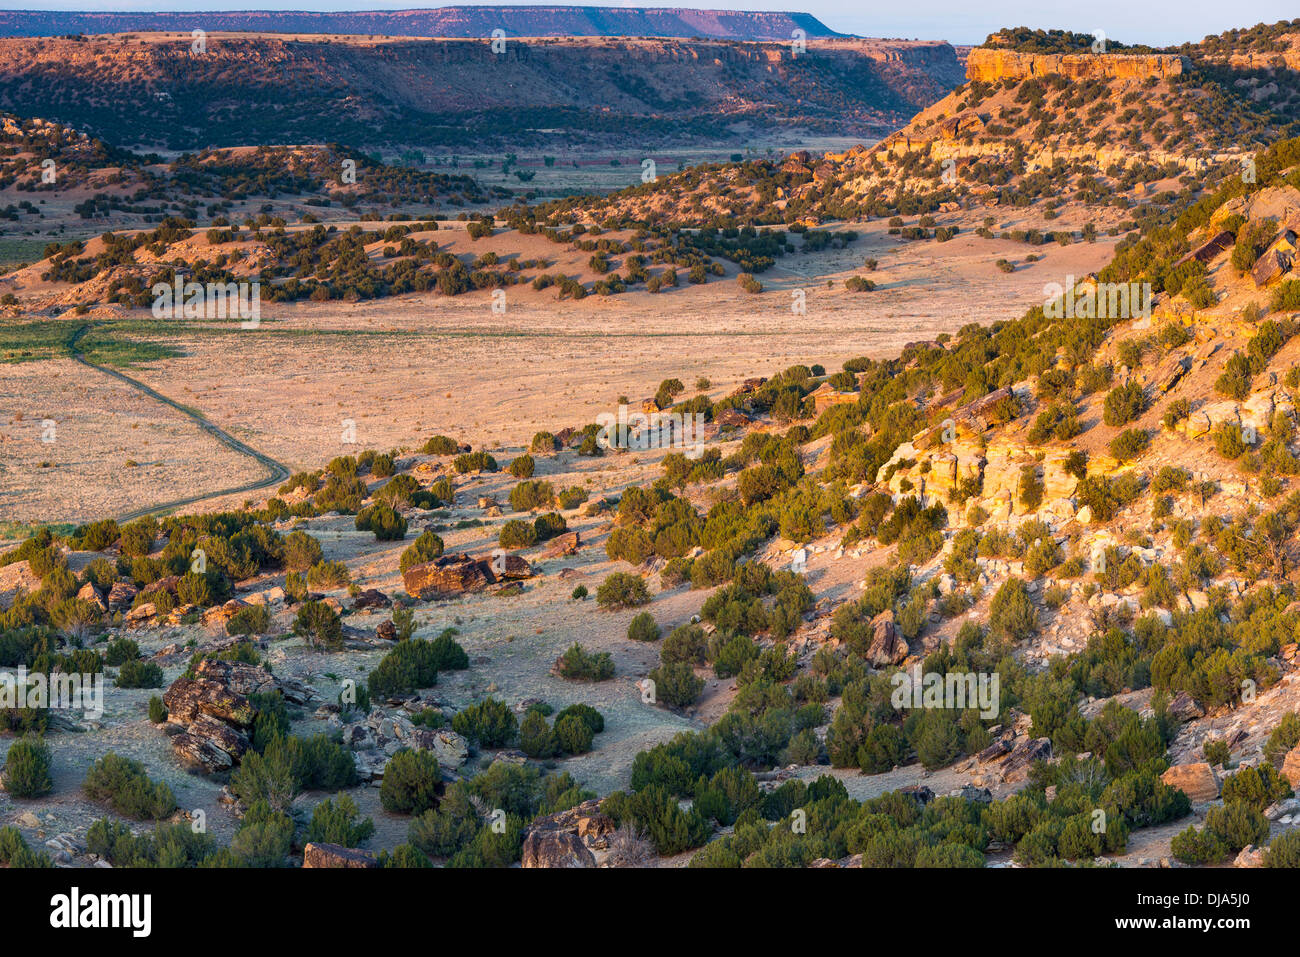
[0,214,1116,527]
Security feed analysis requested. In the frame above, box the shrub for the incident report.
[399,530,445,572]
[451,698,517,748]
[119,519,157,558]
[367,638,444,697]
[554,714,595,754]
[647,662,704,707]
[83,753,176,819]
[499,520,538,549]
[356,503,407,541]
[103,637,139,666]
[1220,764,1293,811]
[519,711,557,758]
[0,826,51,867]
[1109,428,1150,462]
[661,623,707,664]
[380,750,442,815]
[509,479,554,512]
[307,793,375,847]
[1266,829,1300,867]
[989,578,1037,642]
[596,572,650,609]
[556,643,615,681]
[1102,382,1146,427]
[2,738,52,798]
[421,435,459,455]
[628,612,660,642]
[453,451,497,473]
[148,695,167,724]
[282,530,323,571]
[294,600,343,650]
[508,455,535,479]
[227,603,271,636]
[306,559,351,589]
[554,703,604,735]
[116,658,164,688]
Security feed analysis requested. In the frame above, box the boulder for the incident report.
[495,553,534,580]
[866,609,908,667]
[402,553,494,599]
[521,829,597,869]
[76,582,106,613]
[897,784,934,806]
[1161,762,1220,803]
[353,588,391,610]
[411,728,469,769]
[976,739,1011,764]
[1166,690,1205,723]
[1233,845,1266,868]
[1281,746,1300,788]
[124,602,156,627]
[162,676,256,727]
[1002,737,1052,781]
[107,581,138,611]
[303,843,378,869]
[952,784,993,804]
[375,620,397,642]
[543,531,581,557]
[171,713,250,773]
[0,559,40,610]
[192,658,277,697]
[202,598,247,626]
[142,576,180,597]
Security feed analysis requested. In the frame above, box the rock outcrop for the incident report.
[162,660,315,774]
[1161,762,1220,803]
[302,842,378,868]
[520,798,615,867]
[966,48,1187,84]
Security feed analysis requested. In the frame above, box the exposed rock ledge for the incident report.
[966,48,1187,83]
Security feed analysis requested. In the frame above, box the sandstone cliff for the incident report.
[966,48,1187,83]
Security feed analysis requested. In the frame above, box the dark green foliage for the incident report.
[596,572,650,609]
[115,658,164,688]
[294,600,343,650]
[2,737,52,798]
[355,503,407,541]
[367,637,443,698]
[556,643,615,681]
[103,637,139,666]
[648,661,704,707]
[399,530,444,571]
[380,750,442,815]
[451,698,517,748]
[82,752,176,819]
[307,793,375,847]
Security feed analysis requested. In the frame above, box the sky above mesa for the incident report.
[9,0,1297,46]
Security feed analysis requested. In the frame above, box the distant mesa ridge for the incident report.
[0,6,849,41]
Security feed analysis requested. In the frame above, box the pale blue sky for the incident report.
[7,0,1297,45]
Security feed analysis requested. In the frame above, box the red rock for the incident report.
[302,843,378,868]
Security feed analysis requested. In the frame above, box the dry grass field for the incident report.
[0,215,1115,525]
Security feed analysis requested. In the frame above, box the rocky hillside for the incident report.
[0,6,846,41]
[4,141,1300,867]
[0,32,962,152]
[558,20,1299,230]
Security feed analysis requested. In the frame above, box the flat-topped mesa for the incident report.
[966,47,1188,83]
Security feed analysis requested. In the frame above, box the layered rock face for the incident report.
[966,48,1188,83]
